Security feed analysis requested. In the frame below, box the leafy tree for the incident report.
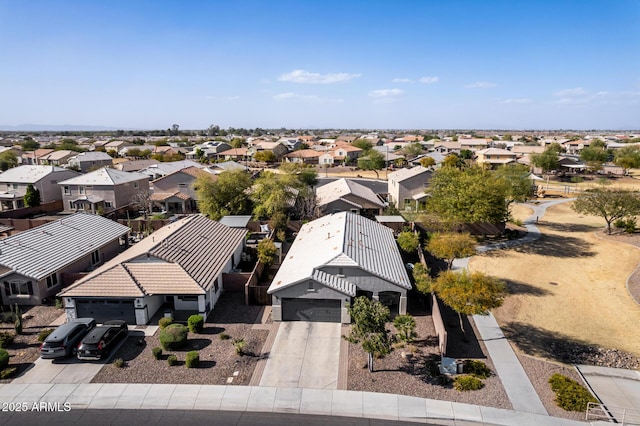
[580,145,610,170]
[352,139,373,151]
[412,263,432,295]
[230,138,244,148]
[21,137,39,151]
[426,232,476,270]
[614,145,640,174]
[357,149,385,178]
[459,149,474,160]
[0,151,17,171]
[494,164,534,211]
[257,239,278,266]
[432,270,506,341]
[530,148,560,176]
[503,134,513,141]
[397,231,419,253]
[403,142,424,159]
[194,170,253,220]
[254,150,277,163]
[393,314,416,343]
[571,188,640,234]
[251,171,300,218]
[24,184,41,207]
[419,156,436,168]
[442,153,465,169]
[426,166,510,226]
[345,296,392,372]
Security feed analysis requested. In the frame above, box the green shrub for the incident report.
[152,347,162,360]
[454,375,484,391]
[158,317,173,330]
[159,324,188,351]
[187,315,204,333]
[219,333,230,340]
[37,329,54,343]
[624,218,637,233]
[232,338,246,355]
[614,218,627,228]
[0,312,15,324]
[113,358,125,368]
[548,374,598,411]
[185,351,199,368]
[0,348,8,370]
[0,332,14,348]
[0,367,16,379]
[463,360,491,379]
[55,298,64,309]
[167,355,177,366]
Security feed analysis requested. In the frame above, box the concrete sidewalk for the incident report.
[0,383,590,425]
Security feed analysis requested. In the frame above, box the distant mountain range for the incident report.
[0,124,124,131]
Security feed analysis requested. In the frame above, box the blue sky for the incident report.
[1,0,639,130]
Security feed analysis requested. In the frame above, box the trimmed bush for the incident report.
[152,347,163,360]
[0,332,14,348]
[167,355,177,366]
[113,358,125,368]
[158,317,173,330]
[159,324,188,351]
[549,374,598,411]
[232,338,246,356]
[0,367,16,379]
[219,333,230,340]
[0,348,9,371]
[454,375,484,391]
[187,315,204,333]
[185,351,199,368]
[38,328,54,343]
[463,360,491,379]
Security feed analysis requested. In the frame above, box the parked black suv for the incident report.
[40,318,96,359]
[76,320,128,360]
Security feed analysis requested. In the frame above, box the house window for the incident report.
[63,186,70,195]
[134,182,139,189]
[350,209,358,214]
[79,186,85,195]
[178,295,198,301]
[104,201,112,208]
[10,282,29,296]
[307,281,314,292]
[91,250,100,265]
[403,199,412,208]
[46,273,58,289]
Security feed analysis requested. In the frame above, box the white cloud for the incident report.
[278,69,361,84]
[499,98,532,104]
[419,76,439,84]
[273,92,343,103]
[392,78,412,83]
[554,87,587,97]
[368,88,404,98]
[465,81,497,89]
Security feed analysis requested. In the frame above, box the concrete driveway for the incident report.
[577,365,640,423]
[259,322,341,389]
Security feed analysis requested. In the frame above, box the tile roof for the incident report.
[59,167,148,186]
[312,269,356,296]
[0,213,130,281]
[60,215,246,297]
[268,212,410,294]
[316,178,384,208]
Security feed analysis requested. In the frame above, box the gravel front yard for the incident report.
[92,292,268,385]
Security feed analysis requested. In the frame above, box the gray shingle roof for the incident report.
[0,213,130,280]
[312,269,356,296]
[58,167,148,186]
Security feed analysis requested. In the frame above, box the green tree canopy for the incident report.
[352,139,373,151]
[21,137,39,151]
[494,163,534,209]
[426,232,476,269]
[24,184,41,207]
[257,239,278,266]
[412,263,432,295]
[254,150,277,163]
[357,149,385,178]
[530,148,560,175]
[442,153,466,169]
[571,188,640,234]
[419,156,436,168]
[432,270,506,340]
[345,296,392,372]
[0,151,18,171]
[397,231,420,253]
[580,145,610,170]
[614,145,640,174]
[194,170,253,220]
[403,143,424,159]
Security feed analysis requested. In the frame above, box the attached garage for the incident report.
[75,299,136,324]
[281,298,341,322]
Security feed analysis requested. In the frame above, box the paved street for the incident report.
[259,322,341,389]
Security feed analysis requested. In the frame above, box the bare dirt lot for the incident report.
[470,201,640,358]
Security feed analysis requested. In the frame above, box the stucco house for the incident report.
[474,148,517,168]
[0,213,130,306]
[149,166,211,214]
[387,166,432,210]
[67,151,114,173]
[0,165,80,212]
[316,178,384,217]
[138,160,204,180]
[268,212,411,323]
[59,215,247,324]
[58,167,150,214]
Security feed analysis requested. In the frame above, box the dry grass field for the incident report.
[470,201,640,356]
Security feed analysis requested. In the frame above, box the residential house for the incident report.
[433,141,462,154]
[37,150,79,167]
[138,160,204,180]
[276,138,303,151]
[59,167,150,214]
[460,138,491,151]
[118,145,156,158]
[208,161,247,174]
[19,149,55,165]
[409,152,445,168]
[185,141,231,161]
[474,148,517,168]
[268,212,411,323]
[67,151,114,173]
[252,141,289,159]
[316,178,384,217]
[149,166,211,214]
[114,159,159,173]
[333,144,363,163]
[59,215,247,324]
[216,147,253,163]
[283,149,321,165]
[387,166,432,210]
[0,213,130,306]
[104,140,132,153]
[0,165,79,211]
[562,139,591,155]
